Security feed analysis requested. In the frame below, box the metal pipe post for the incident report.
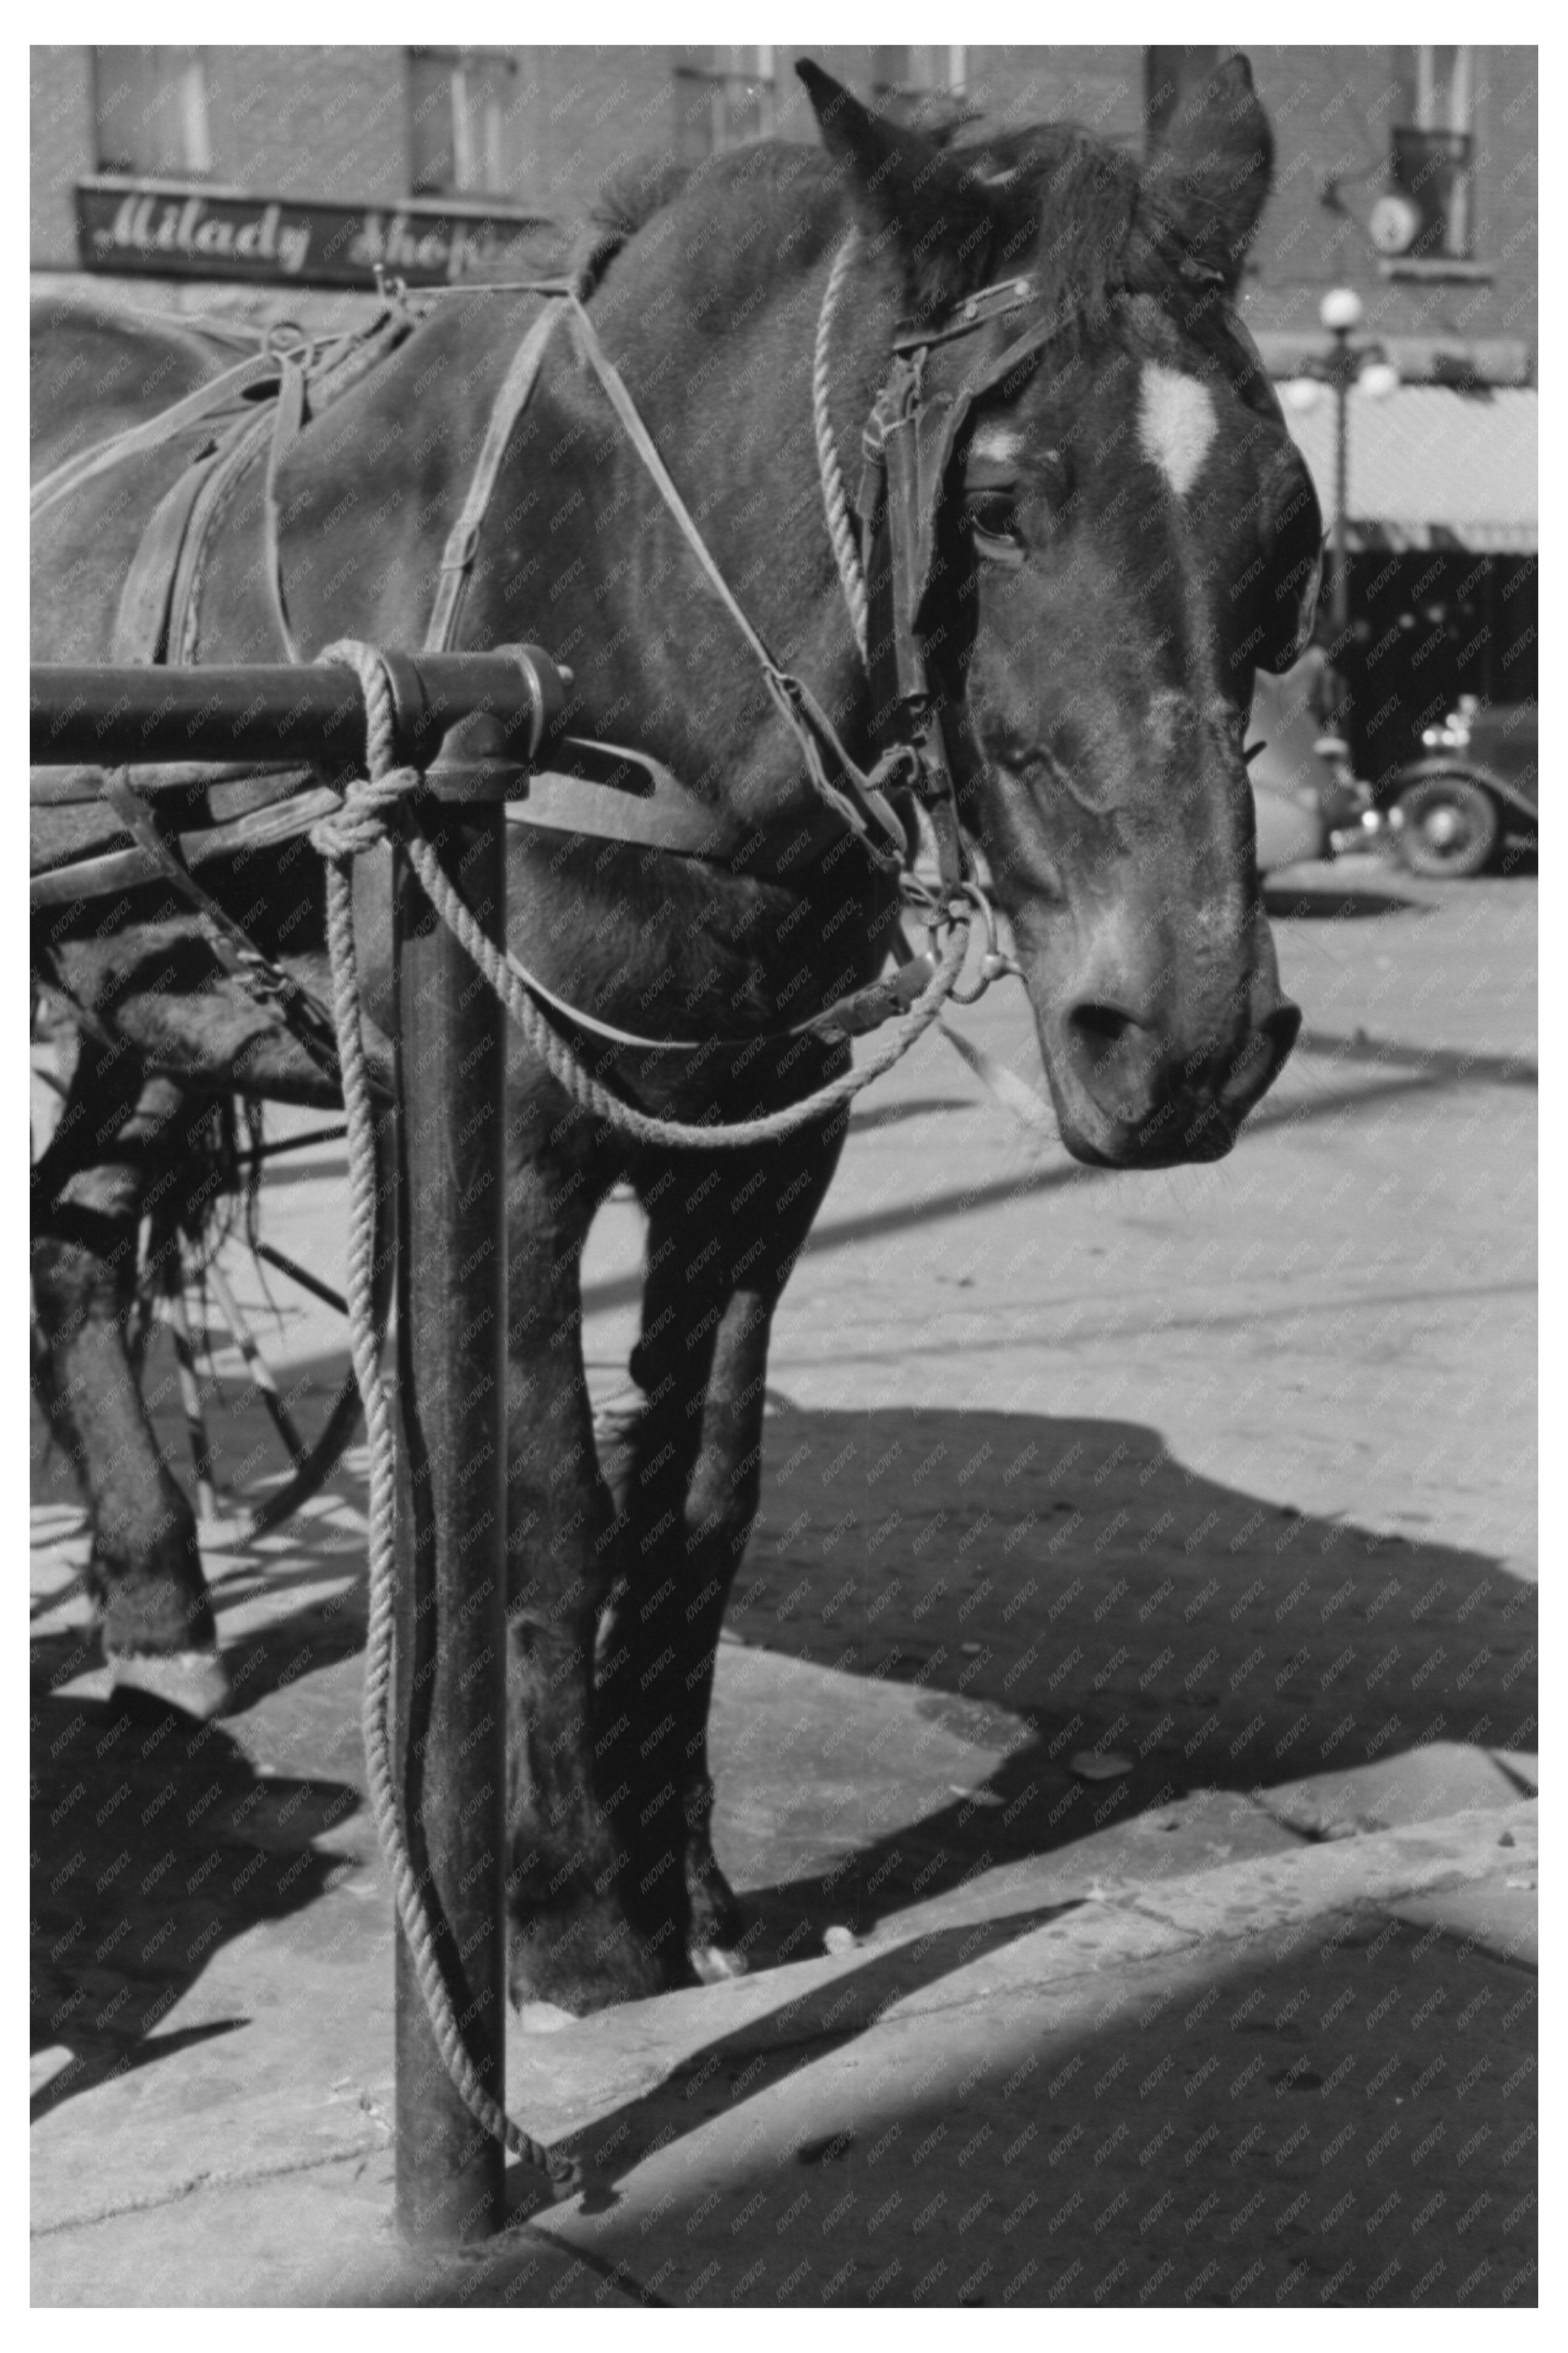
[391,794,510,2246]
[1325,343,1352,737]
[1331,360,1351,648]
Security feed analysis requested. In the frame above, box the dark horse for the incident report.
[31,61,1319,2011]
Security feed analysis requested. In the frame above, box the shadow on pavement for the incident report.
[1263,881,1428,920]
[498,1900,1536,2309]
[724,1405,1536,1937]
[30,1687,359,2121]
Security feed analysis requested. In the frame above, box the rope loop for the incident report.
[308,767,417,860]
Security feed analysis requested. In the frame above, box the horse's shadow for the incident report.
[29,1685,358,2122]
[716,1404,1535,1950]
[496,1399,1533,2209]
[29,1391,1535,2152]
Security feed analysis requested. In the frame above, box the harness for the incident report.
[32,234,1055,1065]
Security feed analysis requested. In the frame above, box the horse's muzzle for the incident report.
[1048,997,1301,1170]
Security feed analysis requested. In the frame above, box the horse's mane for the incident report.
[570,152,697,295]
[573,106,1231,354]
[949,120,1219,333]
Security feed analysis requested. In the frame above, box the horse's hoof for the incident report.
[109,1646,232,1719]
[508,1900,669,2016]
[517,2000,578,2035]
[690,1942,748,1984]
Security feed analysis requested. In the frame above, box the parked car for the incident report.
[1247,652,1376,872]
[1379,699,1538,878]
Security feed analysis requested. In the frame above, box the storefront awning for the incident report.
[1283,384,1537,554]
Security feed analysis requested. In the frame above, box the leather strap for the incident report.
[31,779,332,906]
[30,347,284,522]
[424,301,568,654]
[261,353,308,663]
[559,295,910,872]
[111,435,227,665]
[167,403,284,664]
[96,772,350,1089]
[31,759,308,810]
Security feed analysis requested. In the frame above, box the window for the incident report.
[1144,47,1220,149]
[93,47,212,177]
[409,49,514,197]
[871,46,966,100]
[1375,46,1479,265]
[674,47,775,161]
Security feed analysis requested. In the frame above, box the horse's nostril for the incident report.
[1265,1001,1303,1063]
[1068,1002,1142,1065]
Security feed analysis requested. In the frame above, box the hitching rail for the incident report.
[30,641,983,2247]
[31,646,557,2245]
[29,650,563,775]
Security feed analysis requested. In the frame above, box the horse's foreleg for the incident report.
[599,1127,844,1965]
[500,1134,672,2013]
[30,1052,228,1716]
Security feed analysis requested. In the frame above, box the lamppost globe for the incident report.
[1281,377,1324,414]
[1320,285,1364,335]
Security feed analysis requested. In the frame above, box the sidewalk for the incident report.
[30,1613,1538,2306]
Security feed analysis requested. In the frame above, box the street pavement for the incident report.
[30,855,1537,2305]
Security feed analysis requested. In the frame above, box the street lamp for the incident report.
[1320,285,1364,664]
[1300,287,1399,739]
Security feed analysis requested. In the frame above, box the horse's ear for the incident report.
[796,59,997,313]
[1137,53,1274,292]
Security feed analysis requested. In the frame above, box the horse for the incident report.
[30,56,1320,2013]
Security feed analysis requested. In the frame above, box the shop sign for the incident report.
[76,179,553,287]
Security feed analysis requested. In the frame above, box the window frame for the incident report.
[407,47,516,199]
[91,46,213,179]
[1382,43,1484,276]
[673,46,776,158]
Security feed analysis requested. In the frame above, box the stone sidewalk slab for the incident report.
[32,1714,1533,2306]
[502,1798,1536,2143]
[30,2151,643,2309]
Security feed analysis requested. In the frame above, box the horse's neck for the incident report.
[282,219,889,852]
[550,199,891,824]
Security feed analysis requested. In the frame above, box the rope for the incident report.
[813,229,868,661]
[307,637,972,2191]
[308,649,573,2192]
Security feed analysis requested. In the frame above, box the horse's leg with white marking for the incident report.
[500,1117,672,2013]
[30,1048,228,1716]
[599,1123,845,1968]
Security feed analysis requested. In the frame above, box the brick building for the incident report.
[32,42,1536,753]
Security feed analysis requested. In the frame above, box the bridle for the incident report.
[423,231,1069,949]
[814,225,1071,901]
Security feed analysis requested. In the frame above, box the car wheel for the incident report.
[1394,772,1502,879]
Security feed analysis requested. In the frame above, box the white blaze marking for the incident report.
[1138,363,1216,499]
[972,423,1024,467]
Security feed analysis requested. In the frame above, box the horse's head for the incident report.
[803,58,1319,1168]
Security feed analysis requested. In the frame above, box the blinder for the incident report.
[1219,308,1324,674]
[1260,446,1323,674]
[853,270,1065,886]
[853,262,1326,869]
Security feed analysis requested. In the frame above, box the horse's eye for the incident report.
[963,488,1026,565]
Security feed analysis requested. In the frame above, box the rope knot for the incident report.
[310,767,418,861]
